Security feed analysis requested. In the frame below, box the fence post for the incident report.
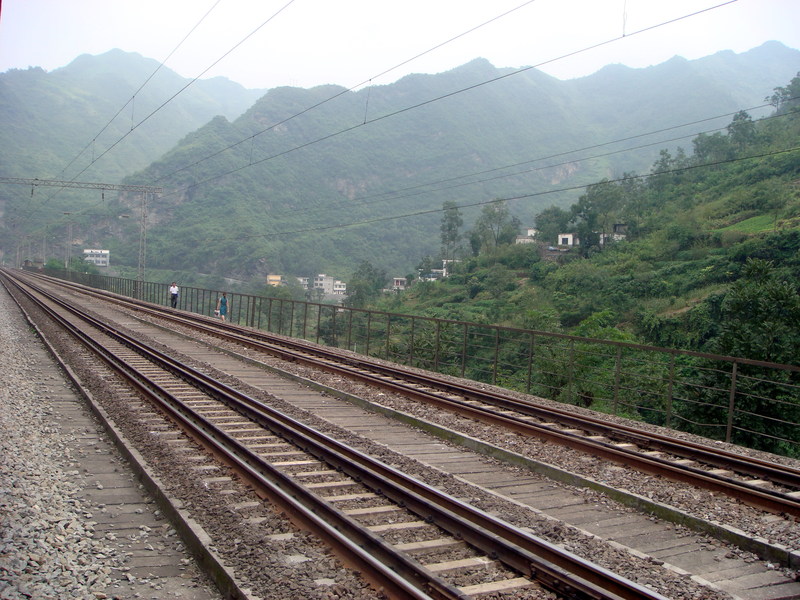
[366,312,372,356]
[346,310,353,351]
[567,339,575,404]
[276,299,284,333]
[409,318,415,366]
[665,354,675,428]
[493,328,500,385]
[613,346,622,415]
[726,361,739,443]
[385,314,391,360]
[434,321,441,371]
[461,322,469,378]
[526,332,535,394]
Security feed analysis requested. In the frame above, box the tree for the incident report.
[677,259,800,455]
[727,110,756,152]
[534,206,571,246]
[712,259,800,363]
[471,200,520,253]
[344,261,388,308]
[572,179,622,246]
[440,200,463,262]
[765,72,800,114]
[416,255,435,279]
[692,132,732,163]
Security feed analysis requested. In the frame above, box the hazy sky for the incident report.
[1,0,799,91]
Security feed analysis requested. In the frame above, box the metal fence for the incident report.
[56,269,800,457]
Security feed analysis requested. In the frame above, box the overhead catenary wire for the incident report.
[61,0,297,187]
[154,1,739,203]
[202,144,800,243]
[20,99,793,251]
[49,0,227,188]
[7,0,545,245]
[21,0,736,203]
[154,0,542,183]
[15,0,746,257]
[261,100,783,221]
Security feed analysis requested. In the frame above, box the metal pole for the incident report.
[136,193,147,298]
[461,323,469,378]
[492,328,500,385]
[725,362,739,443]
[665,354,675,427]
[613,347,623,415]
[526,332,535,394]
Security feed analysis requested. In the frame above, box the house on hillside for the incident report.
[314,273,347,295]
[516,227,538,244]
[557,233,578,247]
[599,224,628,246]
[83,249,110,267]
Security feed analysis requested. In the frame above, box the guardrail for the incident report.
[52,268,800,457]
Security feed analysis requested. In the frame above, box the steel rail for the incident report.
[14,271,800,513]
[2,275,444,600]
[5,270,670,600]
[123,302,800,517]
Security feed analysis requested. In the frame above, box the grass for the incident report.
[716,213,779,233]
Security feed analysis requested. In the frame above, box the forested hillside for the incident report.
[2,43,799,285]
[0,49,264,182]
[366,73,800,366]
[116,42,798,281]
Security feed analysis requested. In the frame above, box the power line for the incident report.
[60,1,297,186]
[154,0,541,183]
[155,1,738,202]
[261,101,783,223]
[53,0,226,184]
[0,177,162,194]
[202,144,800,243]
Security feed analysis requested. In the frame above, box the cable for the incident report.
[53,0,226,184]
[262,101,781,221]
[200,144,800,243]
[154,0,541,183]
[62,0,297,187]
[14,1,743,254]
[155,1,739,202]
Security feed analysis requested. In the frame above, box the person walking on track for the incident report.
[216,292,228,322]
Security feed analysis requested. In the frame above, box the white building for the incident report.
[557,233,578,246]
[83,249,110,267]
[313,274,347,295]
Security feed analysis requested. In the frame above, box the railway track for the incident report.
[4,271,675,599]
[7,269,800,599]
[17,270,800,519]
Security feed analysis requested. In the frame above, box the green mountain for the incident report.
[2,43,799,284]
[371,75,800,351]
[0,48,265,181]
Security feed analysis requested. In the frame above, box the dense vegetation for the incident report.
[335,75,800,455]
[367,74,800,353]
[5,43,798,284]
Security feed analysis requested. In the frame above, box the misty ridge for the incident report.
[1,41,799,280]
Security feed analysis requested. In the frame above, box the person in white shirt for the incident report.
[169,282,179,308]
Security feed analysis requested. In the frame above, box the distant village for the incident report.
[76,224,627,300]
